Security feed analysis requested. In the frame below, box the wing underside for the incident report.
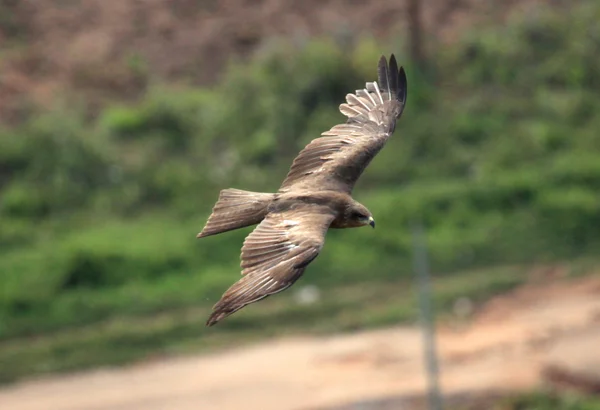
[206,205,335,326]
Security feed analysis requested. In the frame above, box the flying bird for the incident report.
[198,54,407,326]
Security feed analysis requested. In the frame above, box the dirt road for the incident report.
[1,276,599,410]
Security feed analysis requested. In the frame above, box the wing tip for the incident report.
[206,301,238,327]
[378,53,407,105]
[205,311,224,327]
[398,65,408,105]
[377,55,390,98]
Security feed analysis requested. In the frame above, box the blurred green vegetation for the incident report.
[494,390,600,410]
[450,389,600,409]
[0,264,530,383]
[1,1,600,383]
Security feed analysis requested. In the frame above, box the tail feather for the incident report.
[197,189,275,238]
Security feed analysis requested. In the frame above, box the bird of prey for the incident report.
[198,54,407,326]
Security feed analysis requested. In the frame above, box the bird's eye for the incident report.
[352,211,365,219]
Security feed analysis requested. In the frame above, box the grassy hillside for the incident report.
[456,390,600,409]
[499,390,600,410]
[1,1,600,383]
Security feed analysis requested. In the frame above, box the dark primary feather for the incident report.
[206,205,336,326]
[388,55,398,100]
[278,54,407,194]
[378,55,390,100]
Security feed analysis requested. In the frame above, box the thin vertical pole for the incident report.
[411,222,444,410]
[407,0,426,71]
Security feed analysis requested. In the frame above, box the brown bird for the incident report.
[198,54,407,326]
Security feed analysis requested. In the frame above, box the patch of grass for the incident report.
[0,262,534,385]
[493,389,600,410]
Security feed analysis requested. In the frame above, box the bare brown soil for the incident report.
[0,275,599,410]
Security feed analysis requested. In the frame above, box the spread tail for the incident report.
[197,189,275,238]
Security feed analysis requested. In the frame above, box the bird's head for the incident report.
[346,202,375,229]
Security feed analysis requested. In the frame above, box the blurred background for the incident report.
[1,0,600,409]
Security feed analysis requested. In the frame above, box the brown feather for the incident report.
[206,206,336,326]
[278,54,407,194]
[197,189,275,238]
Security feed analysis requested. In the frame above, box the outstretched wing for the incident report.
[279,54,407,194]
[206,205,336,326]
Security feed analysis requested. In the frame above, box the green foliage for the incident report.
[0,263,529,384]
[1,0,600,383]
[499,390,600,410]
[0,110,112,218]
